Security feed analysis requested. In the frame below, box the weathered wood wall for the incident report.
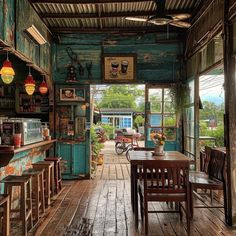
[53,33,183,84]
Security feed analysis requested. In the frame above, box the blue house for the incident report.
[100,108,134,129]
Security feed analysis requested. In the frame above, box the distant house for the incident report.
[100,108,134,129]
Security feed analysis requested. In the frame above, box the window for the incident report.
[148,88,176,141]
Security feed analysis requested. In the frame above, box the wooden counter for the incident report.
[0,139,56,167]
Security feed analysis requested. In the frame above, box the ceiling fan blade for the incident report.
[169,21,191,28]
[125,17,148,22]
[168,13,191,20]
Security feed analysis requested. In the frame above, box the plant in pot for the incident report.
[91,126,104,167]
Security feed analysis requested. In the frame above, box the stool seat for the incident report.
[2,175,31,183]
[23,169,45,222]
[1,175,33,236]
[32,161,54,206]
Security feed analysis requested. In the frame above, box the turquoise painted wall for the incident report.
[53,33,183,84]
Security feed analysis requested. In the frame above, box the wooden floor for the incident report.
[29,141,236,236]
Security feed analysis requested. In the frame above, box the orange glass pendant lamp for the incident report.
[0,51,15,84]
[25,67,36,95]
[39,76,48,95]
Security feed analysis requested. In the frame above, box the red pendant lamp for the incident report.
[25,66,35,95]
[0,51,15,84]
[39,76,48,95]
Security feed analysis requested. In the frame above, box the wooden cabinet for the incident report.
[55,84,90,179]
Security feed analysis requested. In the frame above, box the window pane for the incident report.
[150,114,162,126]
[163,127,176,140]
[164,88,172,101]
[163,114,176,126]
[164,101,175,113]
[149,88,162,112]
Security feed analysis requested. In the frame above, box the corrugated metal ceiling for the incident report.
[30,0,203,33]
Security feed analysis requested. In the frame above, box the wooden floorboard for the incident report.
[31,141,236,236]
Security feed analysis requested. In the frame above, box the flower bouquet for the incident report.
[150,132,166,154]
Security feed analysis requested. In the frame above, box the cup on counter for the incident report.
[13,133,22,148]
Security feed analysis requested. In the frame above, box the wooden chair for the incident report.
[138,160,190,235]
[189,148,226,218]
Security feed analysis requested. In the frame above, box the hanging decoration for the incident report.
[39,76,48,95]
[0,51,15,84]
[25,66,36,95]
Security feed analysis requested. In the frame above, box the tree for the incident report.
[97,85,144,109]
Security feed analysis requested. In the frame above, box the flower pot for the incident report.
[154,145,164,154]
[97,153,104,165]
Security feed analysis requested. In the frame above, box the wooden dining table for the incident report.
[128,150,190,228]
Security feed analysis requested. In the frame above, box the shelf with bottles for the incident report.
[55,105,86,141]
[0,85,15,110]
[15,89,49,114]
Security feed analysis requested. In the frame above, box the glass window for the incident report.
[148,87,176,141]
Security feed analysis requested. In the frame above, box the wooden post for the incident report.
[223,0,235,226]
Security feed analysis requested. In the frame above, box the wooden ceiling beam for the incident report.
[40,9,192,19]
[31,0,150,4]
[51,26,184,33]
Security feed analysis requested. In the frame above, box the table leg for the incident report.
[131,164,138,228]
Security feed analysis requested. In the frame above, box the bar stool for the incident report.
[0,175,33,236]
[44,157,62,194]
[0,194,10,236]
[22,169,45,222]
[32,161,54,206]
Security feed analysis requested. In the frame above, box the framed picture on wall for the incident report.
[60,88,85,101]
[102,54,136,83]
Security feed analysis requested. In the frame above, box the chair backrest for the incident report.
[204,146,212,173]
[142,160,189,194]
[208,148,226,181]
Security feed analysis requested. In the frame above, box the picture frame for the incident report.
[102,54,136,83]
[60,88,85,101]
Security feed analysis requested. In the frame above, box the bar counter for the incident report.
[0,139,56,170]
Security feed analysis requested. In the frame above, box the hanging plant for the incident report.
[169,83,189,117]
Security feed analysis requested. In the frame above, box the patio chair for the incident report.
[138,160,190,235]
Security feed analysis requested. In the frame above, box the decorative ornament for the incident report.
[0,51,15,84]
[25,67,35,95]
[66,65,77,82]
[39,76,48,94]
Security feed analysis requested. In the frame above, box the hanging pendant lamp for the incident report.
[39,76,48,95]
[0,51,15,84]
[25,66,35,95]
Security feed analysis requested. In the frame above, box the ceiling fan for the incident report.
[125,0,191,28]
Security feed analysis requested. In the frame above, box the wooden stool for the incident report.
[44,157,62,194]
[32,161,54,206]
[1,175,33,236]
[0,194,10,236]
[22,169,45,222]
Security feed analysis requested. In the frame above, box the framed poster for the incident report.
[60,88,85,101]
[102,54,136,83]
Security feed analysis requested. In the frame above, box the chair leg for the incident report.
[144,200,148,235]
[138,188,144,222]
[190,183,194,219]
[186,199,191,236]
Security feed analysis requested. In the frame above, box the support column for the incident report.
[223,0,235,226]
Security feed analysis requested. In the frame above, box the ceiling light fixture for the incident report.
[25,66,36,95]
[39,76,48,95]
[0,51,15,84]
[25,25,47,45]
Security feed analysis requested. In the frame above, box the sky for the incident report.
[199,74,224,105]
